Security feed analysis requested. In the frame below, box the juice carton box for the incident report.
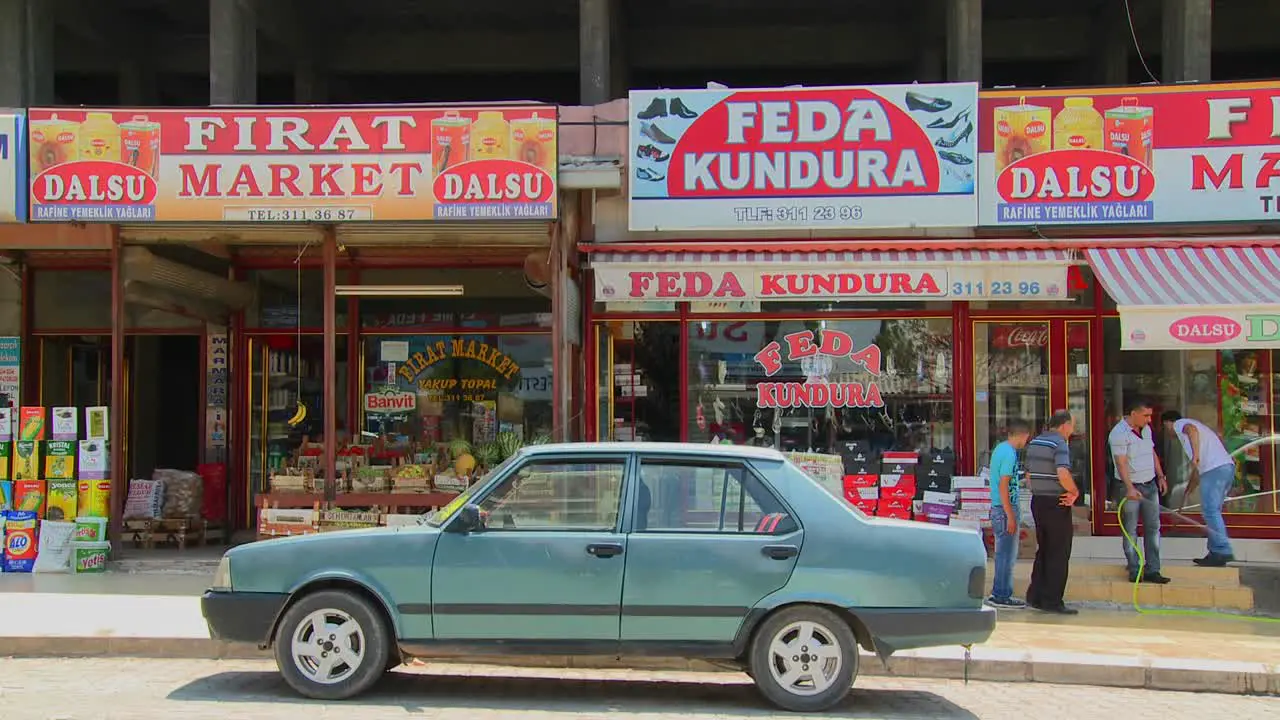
[46,479,78,521]
[19,407,45,441]
[51,407,78,441]
[44,440,76,479]
[85,406,109,440]
[0,479,12,510]
[0,407,13,442]
[78,439,108,479]
[14,479,46,517]
[77,479,111,518]
[0,441,10,480]
[13,441,40,481]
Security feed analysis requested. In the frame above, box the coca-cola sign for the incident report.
[990,324,1088,349]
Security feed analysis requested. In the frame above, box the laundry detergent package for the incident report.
[3,510,38,572]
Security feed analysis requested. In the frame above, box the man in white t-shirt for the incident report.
[1108,400,1169,584]
[1162,410,1236,566]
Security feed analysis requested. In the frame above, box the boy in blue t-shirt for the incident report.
[987,420,1032,608]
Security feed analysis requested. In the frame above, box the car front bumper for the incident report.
[852,605,997,656]
[201,590,290,646]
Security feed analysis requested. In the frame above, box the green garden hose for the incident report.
[1116,497,1280,624]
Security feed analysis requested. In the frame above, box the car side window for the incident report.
[635,460,796,534]
[477,459,625,532]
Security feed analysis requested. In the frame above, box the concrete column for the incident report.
[915,0,946,82]
[1162,0,1211,82]
[946,0,983,84]
[0,0,54,107]
[579,0,613,104]
[210,0,258,104]
[608,0,627,100]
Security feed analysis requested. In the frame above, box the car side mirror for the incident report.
[450,504,486,534]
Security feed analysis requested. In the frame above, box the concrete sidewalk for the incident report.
[0,574,1276,696]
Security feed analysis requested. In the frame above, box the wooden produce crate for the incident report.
[258,499,320,538]
[318,506,383,533]
[123,516,211,550]
[268,471,314,494]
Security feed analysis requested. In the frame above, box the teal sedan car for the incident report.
[202,442,994,712]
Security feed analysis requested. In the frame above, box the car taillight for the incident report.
[968,565,985,599]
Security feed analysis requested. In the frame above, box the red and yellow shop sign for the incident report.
[754,330,885,409]
[26,106,558,223]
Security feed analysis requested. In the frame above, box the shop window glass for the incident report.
[686,319,954,455]
[248,335,349,496]
[362,333,552,449]
[596,321,681,442]
[974,321,1050,462]
[1102,319,1275,517]
[478,459,625,531]
[635,461,796,534]
[245,269,346,329]
[34,270,111,330]
[359,268,550,330]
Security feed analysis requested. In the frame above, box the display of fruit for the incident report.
[447,439,473,459]
[454,453,477,477]
[395,464,427,478]
[474,443,501,469]
[495,431,522,461]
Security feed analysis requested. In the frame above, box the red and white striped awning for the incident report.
[1085,247,1280,350]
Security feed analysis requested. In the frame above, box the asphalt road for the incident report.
[2,658,1277,719]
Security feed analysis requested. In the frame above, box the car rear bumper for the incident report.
[852,605,997,656]
[202,590,290,645]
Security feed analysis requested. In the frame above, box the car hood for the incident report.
[229,523,436,557]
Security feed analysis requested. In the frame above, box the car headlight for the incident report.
[210,556,233,591]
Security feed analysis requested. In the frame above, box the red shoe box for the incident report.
[844,485,879,504]
[878,473,916,501]
[876,498,912,520]
[843,473,879,488]
[850,499,878,515]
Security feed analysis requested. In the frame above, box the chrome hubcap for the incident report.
[291,609,365,685]
[767,620,843,696]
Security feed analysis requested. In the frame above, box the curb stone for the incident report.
[0,636,1275,695]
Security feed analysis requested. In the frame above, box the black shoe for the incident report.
[935,121,973,149]
[670,98,698,119]
[905,91,952,113]
[927,108,971,129]
[1038,605,1079,615]
[1193,553,1234,567]
[1141,572,1171,585]
[637,98,667,120]
[1128,571,1140,583]
[636,144,670,162]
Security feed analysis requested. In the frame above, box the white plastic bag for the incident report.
[32,520,75,573]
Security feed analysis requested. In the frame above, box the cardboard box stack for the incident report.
[952,476,989,531]
[876,450,917,520]
[838,441,879,515]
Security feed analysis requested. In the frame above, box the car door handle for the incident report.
[586,543,624,558]
[762,545,799,560]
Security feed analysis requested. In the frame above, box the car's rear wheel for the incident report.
[748,605,858,712]
[274,589,391,700]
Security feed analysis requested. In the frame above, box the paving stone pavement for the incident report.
[1,658,1277,720]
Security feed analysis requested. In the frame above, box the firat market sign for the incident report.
[1122,310,1280,350]
[593,264,1069,302]
[978,81,1280,226]
[628,83,979,231]
[27,106,557,222]
[754,330,885,409]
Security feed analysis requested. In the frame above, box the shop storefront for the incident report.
[3,103,577,548]
[586,80,1280,539]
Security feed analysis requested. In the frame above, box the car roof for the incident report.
[520,441,786,461]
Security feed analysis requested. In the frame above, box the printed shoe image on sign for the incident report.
[627,83,979,232]
[432,159,556,220]
[31,160,159,222]
[992,148,1154,225]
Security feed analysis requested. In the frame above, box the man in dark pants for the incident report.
[1024,410,1081,615]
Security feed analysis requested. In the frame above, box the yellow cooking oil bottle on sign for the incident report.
[1052,97,1103,151]
[992,96,1051,172]
[78,112,121,162]
[469,111,510,161]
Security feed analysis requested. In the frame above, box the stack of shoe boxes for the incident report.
[953,477,990,530]
[877,451,917,520]
[839,442,879,515]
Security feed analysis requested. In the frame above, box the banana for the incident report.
[287,401,307,427]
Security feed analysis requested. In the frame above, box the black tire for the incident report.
[273,589,392,700]
[748,605,858,713]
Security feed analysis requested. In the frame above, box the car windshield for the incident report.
[422,453,520,527]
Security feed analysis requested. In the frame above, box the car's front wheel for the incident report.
[274,589,391,700]
[748,605,858,712]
